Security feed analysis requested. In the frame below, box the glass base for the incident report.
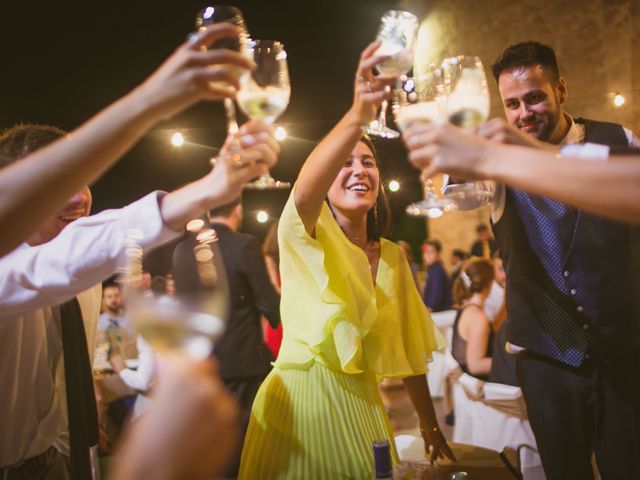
[366,121,400,139]
[441,182,493,211]
[405,197,457,218]
[244,175,291,190]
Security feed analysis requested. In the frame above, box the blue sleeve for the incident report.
[422,263,451,311]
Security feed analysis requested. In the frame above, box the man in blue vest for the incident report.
[487,41,640,479]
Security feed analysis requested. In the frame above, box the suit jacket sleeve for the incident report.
[240,238,281,328]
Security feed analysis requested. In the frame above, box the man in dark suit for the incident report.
[469,223,497,259]
[208,198,280,478]
[421,239,452,312]
[488,41,640,479]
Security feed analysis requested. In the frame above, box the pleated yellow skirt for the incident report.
[238,362,398,479]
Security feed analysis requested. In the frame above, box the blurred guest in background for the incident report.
[397,240,422,291]
[262,220,283,358]
[469,223,497,259]
[208,198,281,478]
[98,283,137,359]
[449,248,468,287]
[421,239,452,312]
[451,258,495,380]
[483,250,506,326]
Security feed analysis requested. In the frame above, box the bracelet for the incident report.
[420,426,439,433]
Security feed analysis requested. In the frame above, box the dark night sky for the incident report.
[0,0,427,247]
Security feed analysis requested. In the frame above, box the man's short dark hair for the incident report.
[208,197,241,218]
[0,124,66,169]
[424,239,442,253]
[476,223,489,233]
[492,41,560,84]
[452,248,467,260]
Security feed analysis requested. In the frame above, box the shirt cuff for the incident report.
[560,143,609,161]
[119,191,181,250]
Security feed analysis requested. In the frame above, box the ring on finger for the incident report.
[231,153,248,169]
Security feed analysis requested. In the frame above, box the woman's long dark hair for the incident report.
[331,134,392,241]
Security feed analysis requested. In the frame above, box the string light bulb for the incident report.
[613,93,625,107]
[171,132,185,147]
[256,210,269,223]
[275,126,287,141]
[388,179,400,192]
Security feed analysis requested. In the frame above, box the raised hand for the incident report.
[349,40,397,126]
[133,23,255,121]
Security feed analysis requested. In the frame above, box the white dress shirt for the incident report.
[0,192,179,467]
[484,280,505,323]
[118,336,157,419]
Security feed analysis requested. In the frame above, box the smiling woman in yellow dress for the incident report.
[238,41,455,479]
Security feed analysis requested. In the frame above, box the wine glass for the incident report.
[237,39,291,189]
[392,70,456,218]
[121,221,229,361]
[196,5,250,137]
[440,55,494,209]
[366,10,419,140]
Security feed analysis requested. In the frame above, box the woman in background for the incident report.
[262,220,283,357]
[451,258,495,380]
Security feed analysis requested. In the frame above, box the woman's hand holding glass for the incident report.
[366,10,419,139]
[348,40,398,128]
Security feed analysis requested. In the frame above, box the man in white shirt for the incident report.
[0,119,278,478]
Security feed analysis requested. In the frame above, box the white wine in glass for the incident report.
[392,72,456,218]
[123,221,230,360]
[367,10,419,140]
[236,83,290,123]
[441,55,494,209]
[237,39,291,189]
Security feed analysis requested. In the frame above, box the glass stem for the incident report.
[377,99,389,128]
[223,98,242,154]
[423,176,437,197]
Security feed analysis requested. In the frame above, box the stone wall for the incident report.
[402,0,639,268]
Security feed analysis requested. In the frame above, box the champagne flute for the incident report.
[122,221,229,361]
[237,39,291,189]
[440,55,494,209]
[196,5,250,137]
[393,70,456,218]
[366,10,419,140]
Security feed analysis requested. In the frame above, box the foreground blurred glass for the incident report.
[367,10,419,139]
[196,5,250,137]
[237,39,291,189]
[440,55,493,209]
[393,70,456,218]
[122,222,229,360]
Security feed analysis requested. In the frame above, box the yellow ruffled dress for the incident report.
[238,190,446,479]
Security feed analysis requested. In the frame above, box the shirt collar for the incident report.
[558,114,584,145]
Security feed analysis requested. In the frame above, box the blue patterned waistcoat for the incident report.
[493,118,640,367]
